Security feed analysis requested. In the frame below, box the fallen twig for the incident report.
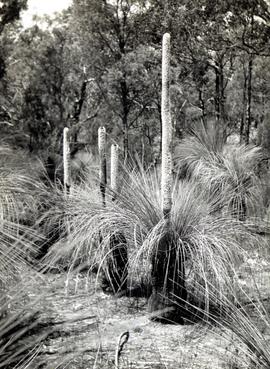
[115,331,129,369]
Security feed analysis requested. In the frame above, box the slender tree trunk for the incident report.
[215,67,221,124]
[121,79,129,160]
[148,33,187,324]
[220,65,227,141]
[214,61,227,142]
[70,79,88,158]
[198,88,206,124]
[240,63,247,143]
[244,55,253,145]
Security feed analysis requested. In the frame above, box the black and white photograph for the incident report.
[0,0,270,368]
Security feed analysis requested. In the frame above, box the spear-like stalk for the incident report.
[148,33,187,324]
[99,143,128,294]
[161,33,173,218]
[110,144,128,293]
[98,127,107,206]
[63,127,71,195]
[111,143,119,199]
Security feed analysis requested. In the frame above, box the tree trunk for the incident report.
[198,88,206,124]
[148,231,187,323]
[70,79,88,158]
[240,63,247,144]
[121,79,129,160]
[244,55,253,145]
[214,60,227,142]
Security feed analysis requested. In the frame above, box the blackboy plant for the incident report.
[147,32,187,323]
[175,122,264,220]
[41,34,264,326]
[105,143,128,293]
[98,126,107,207]
[97,131,128,293]
[63,127,71,195]
[42,160,262,319]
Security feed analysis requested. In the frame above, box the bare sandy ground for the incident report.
[12,248,269,369]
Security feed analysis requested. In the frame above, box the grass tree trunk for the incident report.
[148,33,187,324]
[107,144,128,293]
[63,127,71,195]
[98,127,107,207]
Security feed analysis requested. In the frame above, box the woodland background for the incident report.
[1,0,270,164]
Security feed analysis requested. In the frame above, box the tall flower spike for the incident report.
[111,144,119,199]
[63,127,71,195]
[98,127,107,206]
[161,33,172,217]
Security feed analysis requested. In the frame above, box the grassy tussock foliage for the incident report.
[0,149,57,366]
[0,150,48,287]
[42,162,264,305]
[185,280,270,369]
[0,286,51,369]
[0,219,40,287]
[175,124,264,219]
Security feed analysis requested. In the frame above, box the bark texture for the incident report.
[148,232,187,323]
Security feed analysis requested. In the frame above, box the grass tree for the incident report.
[111,144,120,199]
[41,44,265,327]
[175,122,265,221]
[98,127,107,206]
[147,33,187,323]
[42,157,263,321]
[63,127,71,195]
[97,135,128,293]
[105,144,128,293]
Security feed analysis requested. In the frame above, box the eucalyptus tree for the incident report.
[144,0,270,143]
[70,0,164,159]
